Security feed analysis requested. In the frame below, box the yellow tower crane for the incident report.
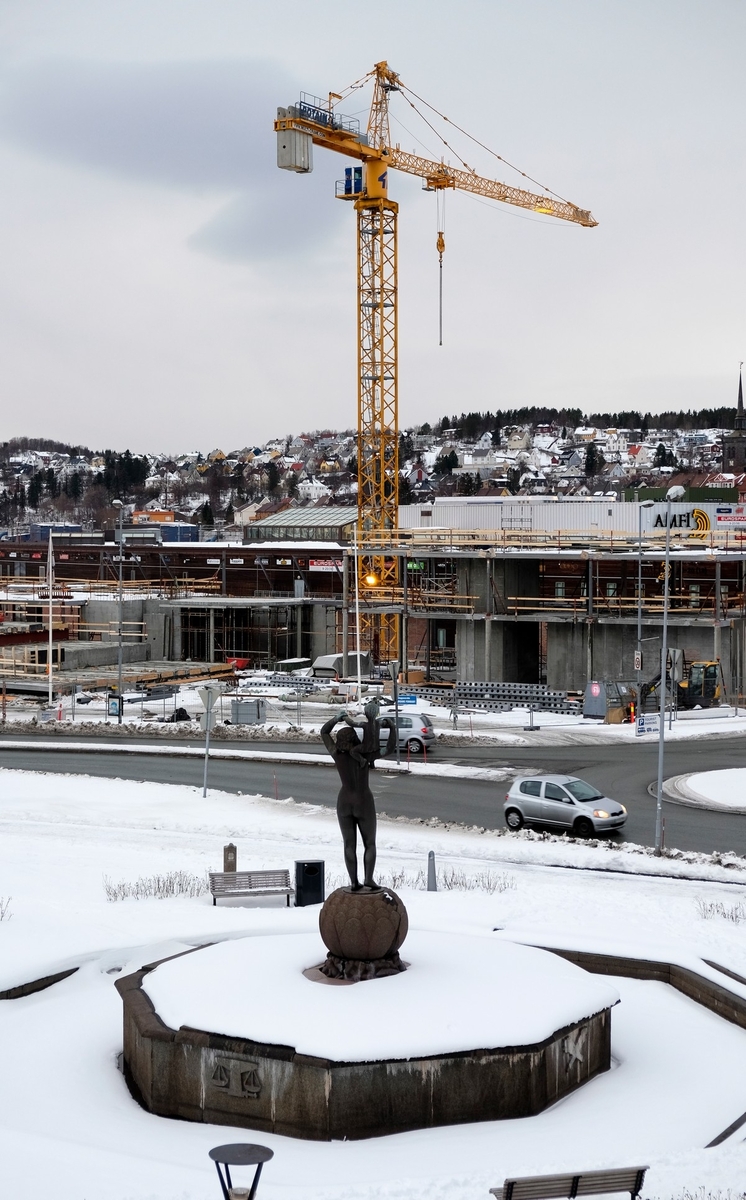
[275,61,597,662]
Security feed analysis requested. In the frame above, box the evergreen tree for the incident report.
[585,443,599,477]
[433,450,458,475]
[398,475,414,505]
[266,461,281,495]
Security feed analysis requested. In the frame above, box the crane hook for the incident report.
[437,231,445,346]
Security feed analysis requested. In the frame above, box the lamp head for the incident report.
[364,571,378,587]
[640,499,655,509]
[666,485,686,501]
[112,499,123,508]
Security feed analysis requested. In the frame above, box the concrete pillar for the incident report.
[484,616,492,680]
[714,621,722,663]
[456,619,476,681]
[208,608,216,663]
[296,603,303,658]
[172,608,182,661]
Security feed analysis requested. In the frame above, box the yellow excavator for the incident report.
[641,657,727,711]
[676,660,727,709]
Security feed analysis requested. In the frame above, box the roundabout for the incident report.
[660,768,746,814]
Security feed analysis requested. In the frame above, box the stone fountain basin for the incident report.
[118,931,618,1140]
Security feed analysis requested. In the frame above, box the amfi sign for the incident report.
[652,507,710,535]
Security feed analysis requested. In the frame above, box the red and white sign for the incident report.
[309,559,343,572]
[717,506,746,526]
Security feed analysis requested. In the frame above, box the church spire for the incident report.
[737,363,745,431]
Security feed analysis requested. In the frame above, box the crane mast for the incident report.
[274,62,597,666]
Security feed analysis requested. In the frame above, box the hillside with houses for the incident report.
[0,407,743,537]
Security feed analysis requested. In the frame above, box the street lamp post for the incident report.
[654,484,685,855]
[388,659,401,768]
[637,499,656,698]
[112,500,124,725]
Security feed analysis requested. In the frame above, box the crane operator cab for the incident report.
[677,660,726,709]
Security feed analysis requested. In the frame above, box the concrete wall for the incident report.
[546,619,734,692]
[62,641,151,670]
[117,958,611,1141]
[311,604,337,663]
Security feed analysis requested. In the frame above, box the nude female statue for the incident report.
[321,699,394,891]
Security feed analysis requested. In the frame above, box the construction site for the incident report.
[2,63,743,713]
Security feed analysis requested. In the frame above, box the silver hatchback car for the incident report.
[504,774,627,837]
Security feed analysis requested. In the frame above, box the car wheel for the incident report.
[505,808,524,831]
[573,817,594,839]
[406,738,423,754]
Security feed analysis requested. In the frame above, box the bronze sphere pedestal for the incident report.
[318,886,408,981]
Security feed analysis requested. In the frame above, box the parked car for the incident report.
[503,774,626,837]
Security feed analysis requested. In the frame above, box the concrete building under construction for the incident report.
[0,495,745,699]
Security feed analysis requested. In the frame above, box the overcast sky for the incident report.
[0,1,744,453]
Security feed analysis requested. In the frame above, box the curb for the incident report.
[0,740,514,783]
[659,773,746,816]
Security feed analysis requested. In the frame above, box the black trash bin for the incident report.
[295,860,325,907]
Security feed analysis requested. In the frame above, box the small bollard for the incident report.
[523,705,541,732]
[427,850,437,892]
[224,843,237,873]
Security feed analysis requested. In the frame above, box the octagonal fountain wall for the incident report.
[116,930,616,1141]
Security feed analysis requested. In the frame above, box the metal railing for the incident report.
[0,576,222,600]
[362,527,746,554]
[505,593,746,618]
[359,586,476,612]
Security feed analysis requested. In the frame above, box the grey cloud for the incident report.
[0,58,345,260]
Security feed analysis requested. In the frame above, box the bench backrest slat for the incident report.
[503,1178,576,1200]
[577,1170,645,1195]
[209,870,292,892]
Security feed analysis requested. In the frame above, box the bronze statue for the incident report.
[317,698,408,980]
[321,699,395,891]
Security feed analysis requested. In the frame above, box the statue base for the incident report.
[318,949,406,982]
[318,886,408,980]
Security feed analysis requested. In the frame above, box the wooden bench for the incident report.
[209,870,295,907]
[490,1165,648,1200]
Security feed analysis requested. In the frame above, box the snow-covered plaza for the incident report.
[2,768,746,1198]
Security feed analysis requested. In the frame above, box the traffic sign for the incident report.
[398,693,417,705]
[636,713,660,737]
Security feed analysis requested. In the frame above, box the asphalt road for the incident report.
[0,731,744,855]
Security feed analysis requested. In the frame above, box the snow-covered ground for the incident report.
[2,770,746,1196]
